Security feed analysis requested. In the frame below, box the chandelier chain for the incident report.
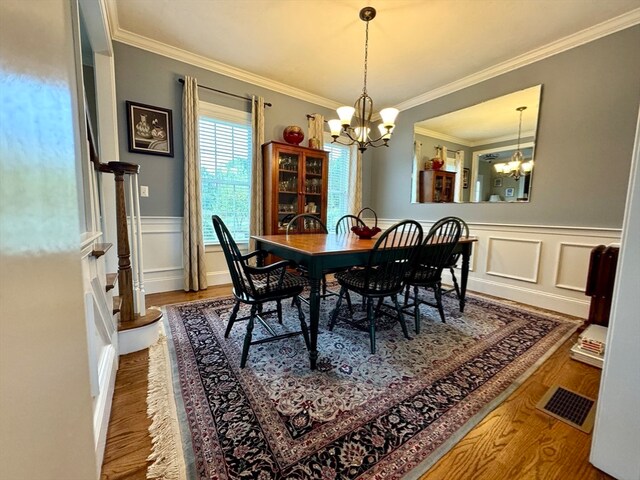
[516,109,523,150]
[362,19,369,95]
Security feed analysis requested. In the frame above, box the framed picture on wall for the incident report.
[493,178,503,187]
[463,168,470,189]
[126,101,174,156]
[505,187,515,197]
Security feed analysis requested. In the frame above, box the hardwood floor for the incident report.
[101,287,612,480]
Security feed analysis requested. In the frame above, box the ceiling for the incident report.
[415,85,541,145]
[108,0,640,109]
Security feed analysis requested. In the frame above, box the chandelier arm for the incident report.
[330,136,355,147]
[340,128,358,143]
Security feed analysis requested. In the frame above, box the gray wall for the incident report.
[370,26,640,228]
[114,42,337,216]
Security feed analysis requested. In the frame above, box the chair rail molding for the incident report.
[377,219,621,317]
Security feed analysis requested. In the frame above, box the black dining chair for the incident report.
[335,214,366,234]
[328,220,424,354]
[212,215,310,368]
[438,216,470,300]
[285,213,327,234]
[404,217,463,333]
[285,213,352,307]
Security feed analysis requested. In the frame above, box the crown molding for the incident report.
[396,8,640,112]
[106,2,340,110]
[414,127,472,146]
[414,128,536,148]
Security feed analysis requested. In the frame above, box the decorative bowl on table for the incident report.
[351,225,381,239]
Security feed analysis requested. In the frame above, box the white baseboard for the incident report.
[465,277,590,317]
[93,344,117,469]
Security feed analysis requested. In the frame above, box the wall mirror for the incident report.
[411,85,542,203]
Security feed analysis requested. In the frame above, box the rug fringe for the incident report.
[146,333,187,480]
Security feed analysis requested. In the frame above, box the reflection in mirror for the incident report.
[411,85,541,203]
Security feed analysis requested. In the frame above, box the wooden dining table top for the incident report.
[252,233,477,256]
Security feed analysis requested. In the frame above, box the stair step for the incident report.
[112,296,122,315]
[105,273,118,292]
[118,306,164,332]
[91,243,113,258]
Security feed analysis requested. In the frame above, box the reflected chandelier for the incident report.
[328,7,399,153]
[494,106,534,181]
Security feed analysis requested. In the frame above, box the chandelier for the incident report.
[328,7,399,153]
[494,106,534,180]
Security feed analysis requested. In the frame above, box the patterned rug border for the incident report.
[149,291,581,479]
[147,322,193,480]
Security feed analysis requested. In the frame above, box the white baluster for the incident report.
[126,175,140,315]
[133,173,146,315]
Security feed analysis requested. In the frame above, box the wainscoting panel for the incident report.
[140,217,234,294]
[555,242,597,292]
[140,217,183,293]
[486,237,542,283]
[139,217,621,316]
[377,219,621,317]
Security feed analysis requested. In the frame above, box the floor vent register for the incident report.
[536,385,596,433]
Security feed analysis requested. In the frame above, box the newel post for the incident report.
[108,161,139,324]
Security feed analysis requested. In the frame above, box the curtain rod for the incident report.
[306,114,328,123]
[435,145,462,154]
[178,78,272,107]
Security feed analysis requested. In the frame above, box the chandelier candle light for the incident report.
[328,7,399,153]
[495,106,534,180]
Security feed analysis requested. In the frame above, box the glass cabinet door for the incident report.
[277,152,299,230]
[303,155,323,217]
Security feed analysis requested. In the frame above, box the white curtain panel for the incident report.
[412,140,422,202]
[454,150,465,202]
[307,113,325,148]
[249,96,265,253]
[348,145,362,215]
[182,76,208,291]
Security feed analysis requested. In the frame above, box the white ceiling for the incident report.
[415,85,541,145]
[109,0,640,109]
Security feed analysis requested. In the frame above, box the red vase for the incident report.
[283,126,304,145]
[431,157,444,170]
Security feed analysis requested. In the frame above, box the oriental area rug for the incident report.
[147,290,579,480]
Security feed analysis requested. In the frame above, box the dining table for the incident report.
[252,232,477,369]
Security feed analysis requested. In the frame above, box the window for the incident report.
[324,137,352,230]
[199,102,252,244]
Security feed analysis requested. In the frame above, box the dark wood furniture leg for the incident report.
[307,274,321,369]
[459,243,471,312]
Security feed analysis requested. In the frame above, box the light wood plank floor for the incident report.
[101,287,612,480]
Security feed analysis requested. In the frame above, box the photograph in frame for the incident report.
[493,178,503,187]
[126,101,173,156]
[505,187,515,197]
[463,168,470,189]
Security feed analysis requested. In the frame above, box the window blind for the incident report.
[199,102,252,244]
[325,141,351,230]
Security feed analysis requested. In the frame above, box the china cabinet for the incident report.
[419,170,456,203]
[263,141,329,234]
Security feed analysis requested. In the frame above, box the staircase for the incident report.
[89,122,162,354]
